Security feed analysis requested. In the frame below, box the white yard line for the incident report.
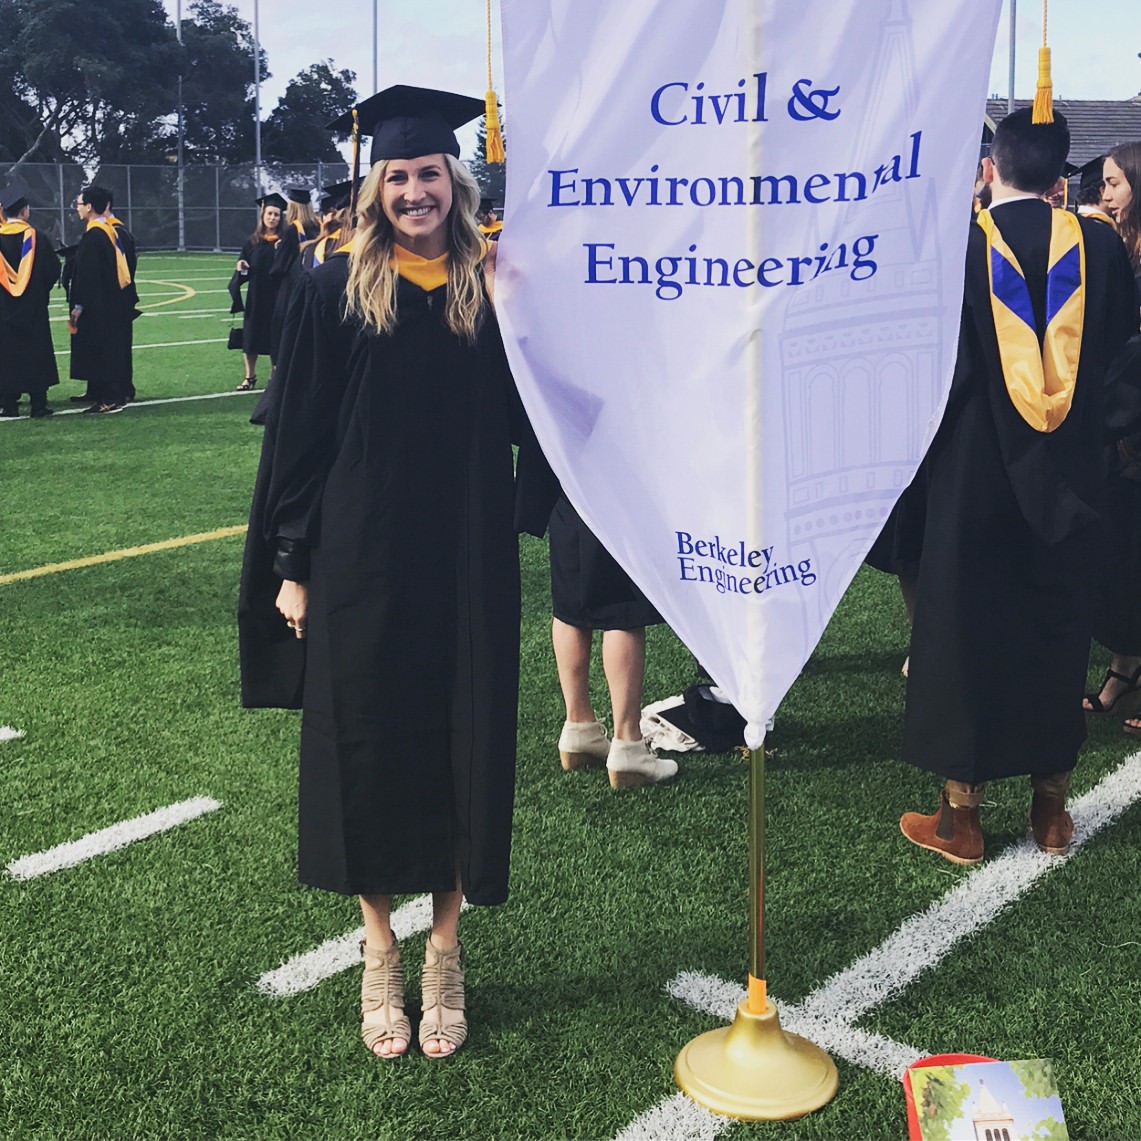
[256,896,471,997]
[52,337,227,357]
[6,796,221,881]
[614,1093,729,1141]
[0,390,256,422]
[0,726,24,743]
[612,751,1141,1139]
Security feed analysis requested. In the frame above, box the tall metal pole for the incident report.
[176,0,186,251]
[372,0,378,92]
[253,0,263,194]
[1008,0,1017,114]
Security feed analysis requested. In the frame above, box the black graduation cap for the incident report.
[1074,154,1106,196]
[0,177,30,214]
[285,187,312,205]
[319,178,360,213]
[328,84,484,165]
[479,197,497,214]
[256,192,287,210]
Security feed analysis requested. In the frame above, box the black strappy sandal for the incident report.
[1084,664,1141,713]
[236,376,257,391]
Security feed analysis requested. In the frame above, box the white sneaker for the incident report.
[558,719,610,771]
[606,738,678,789]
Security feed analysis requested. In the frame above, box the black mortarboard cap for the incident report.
[479,197,496,214]
[319,178,361,213]
[328,85,484,165]
[1075,154,1105,190]
[256,192,287,210]
[0,178,30,214]
[286,186,312,205]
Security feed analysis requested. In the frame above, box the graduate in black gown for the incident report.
[1082,143,1141,719]
[238,86,523,1061]
[235,193,286,391]
[899,109,1141,866]
[0,179,61,418]
[68,185,138,414]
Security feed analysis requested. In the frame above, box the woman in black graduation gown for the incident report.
[239,86,519,1061]
[1083,143,1141,717]
[235,193,286,391]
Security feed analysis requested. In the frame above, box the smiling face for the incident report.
[380,154,453,257]
[1102,157,1133,221]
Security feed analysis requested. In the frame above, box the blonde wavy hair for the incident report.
[286,199,318,234]
[344,154,486,342]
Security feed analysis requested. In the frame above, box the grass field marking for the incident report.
[0,524,247,585]
[256,895,472,997]
[138,279,197,310]
[6,796,222,881]
[612,752,1141,1139]
[613,1091,728,1141]
[666,970,921,1080]
[0,390,255,424]
[0,726,24,743]
[52,337,228,358]
[798,750,1141,1031]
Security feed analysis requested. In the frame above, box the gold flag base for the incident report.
[674,999,838,1121]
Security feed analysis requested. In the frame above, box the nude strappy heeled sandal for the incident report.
[419,938,467,1057]
[360,940,410,1058]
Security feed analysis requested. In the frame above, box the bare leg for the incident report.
[602,627,646,741]
[552,618,596,723]
[241,352,258,386]
[422,887,464,1057]
[1084,653,1141,712]
[899,574,918,623]
[359,893,407,1056]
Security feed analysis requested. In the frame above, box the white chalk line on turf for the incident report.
[614,751,1141,1139]
[0,726,24,743]
[256,896,471,997]
[6,796,222,881]
[53,337,227,357]
[0,390,255,423]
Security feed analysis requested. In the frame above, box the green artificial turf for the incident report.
[0,254,1138,1140]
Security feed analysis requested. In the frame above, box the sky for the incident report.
[162,0,1140,160]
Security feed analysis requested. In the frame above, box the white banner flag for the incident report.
[498,0,1002,743]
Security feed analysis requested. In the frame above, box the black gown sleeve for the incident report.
[237,264,354,708]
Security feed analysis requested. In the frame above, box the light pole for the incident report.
[176,0,185,251]
[373,0,378,92]
[1008,0,1017,114]
[254,0,263,193]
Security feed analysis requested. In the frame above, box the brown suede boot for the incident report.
[900,781,984,865]
[1029,771,1073,855]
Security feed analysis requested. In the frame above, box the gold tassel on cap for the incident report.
[1031,0,1053,124]
[484,0,506,163]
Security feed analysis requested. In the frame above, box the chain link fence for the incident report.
[14,162,352,251]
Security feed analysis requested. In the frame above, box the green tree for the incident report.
[468,109,506,205]
[261,61,357,164]
[179,0,268,163]
[0,0,180,167]
[909,1071,972,1141]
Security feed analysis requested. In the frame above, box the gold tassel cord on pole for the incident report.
[349,109,361,221]
[1031,0,1053,124]
[484,0,506,164]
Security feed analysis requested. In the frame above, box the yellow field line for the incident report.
[0,525,248,585]
[139,280,197,310]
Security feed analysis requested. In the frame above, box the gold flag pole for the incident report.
[673,6,837,1119]
[674,742,838,1119]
